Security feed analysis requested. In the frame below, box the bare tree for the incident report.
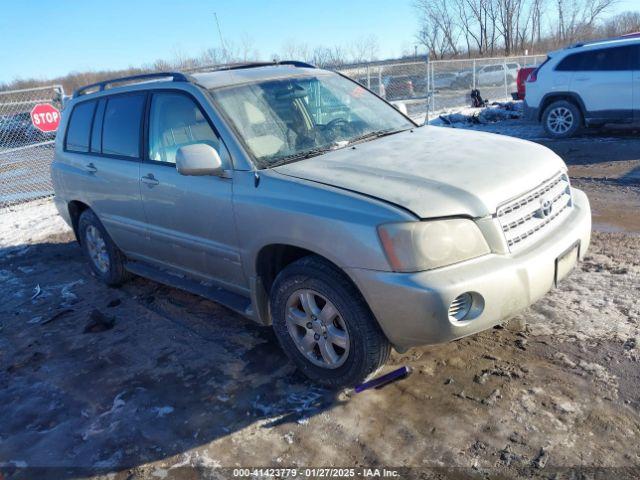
[308,46,349,68]
[415,0,461,57]
[493,0,528,55]
[349,35,380,63]
[453,0,494,56]
[237,34,259,62]
[414,0,625,59]
[555,0,618,43]
[281,39,312,61]
[416,18,449,59]
[602,10,640,36]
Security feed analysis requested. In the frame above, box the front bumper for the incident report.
[347,188,591,350]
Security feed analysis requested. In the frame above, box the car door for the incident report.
[63,94,148,255]
[139,90,245,289]
[633,44,640,121]
[567,45,634,121]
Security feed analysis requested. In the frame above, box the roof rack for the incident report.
[73,72,193,98]
[72,61,316,98]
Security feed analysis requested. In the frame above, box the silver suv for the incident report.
[52,62,592,387]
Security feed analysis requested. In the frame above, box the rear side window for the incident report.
[65,101,96,152]
[102,93,145,158]
[557,45,637,71]
[556,53,583,71]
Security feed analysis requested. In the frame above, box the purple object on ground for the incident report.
[354,366,412,393]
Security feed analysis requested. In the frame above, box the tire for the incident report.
[78,209,129,286]
[542,100,582,138]
[270,256,391,388]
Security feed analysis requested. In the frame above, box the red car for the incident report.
[514,67,535,100]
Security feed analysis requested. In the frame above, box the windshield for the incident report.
[209,72,414,168]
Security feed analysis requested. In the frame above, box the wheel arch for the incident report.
[252,243,374,329]
[539,92,586,122]
[67,200,91,243]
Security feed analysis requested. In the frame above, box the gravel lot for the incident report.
[1,121,639,479]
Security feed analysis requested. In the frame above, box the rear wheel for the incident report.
[78,209,129,286]
[270,256,391,388]
[542,100,582,138]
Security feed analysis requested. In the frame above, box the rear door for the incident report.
[633,44,640,121]
[138,90,244,288]
[90,93,148,253]
[62,93,148,254]
[562,45,635,121]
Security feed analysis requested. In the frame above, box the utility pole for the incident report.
[214,12,228,61]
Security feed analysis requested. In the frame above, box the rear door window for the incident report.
[102,93,146,158]
[557,46,636,71]
[65,100,96,153]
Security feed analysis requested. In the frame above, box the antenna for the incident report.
[214,12,228,59]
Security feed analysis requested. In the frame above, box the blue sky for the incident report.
[0,0,637,83]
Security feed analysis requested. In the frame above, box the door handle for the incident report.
[84,162,97,174]
[574,77,589,81]
[141,173,159,186]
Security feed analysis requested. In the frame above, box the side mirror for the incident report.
[176,144,224,176]
[394,102,408,116]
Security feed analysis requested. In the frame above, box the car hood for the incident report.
[273,126,566,218]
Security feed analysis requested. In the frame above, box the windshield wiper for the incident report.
[267,145,336,168]
[346,127,411,146]
[266,128,411,168]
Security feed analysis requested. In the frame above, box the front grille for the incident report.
[497,172,572,252]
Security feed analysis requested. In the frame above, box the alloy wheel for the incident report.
[85,225,110,273]
[285,289,350,369]
[547,106,574,135]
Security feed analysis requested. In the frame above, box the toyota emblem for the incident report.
[539,198,553,218]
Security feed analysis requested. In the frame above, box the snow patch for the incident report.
[0,198,71,254]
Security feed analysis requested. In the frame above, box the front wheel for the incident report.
[270,256,391,388]
[542,100,582,138]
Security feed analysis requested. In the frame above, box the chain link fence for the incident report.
[0,55,547,211]
[0,85,64,210]
[336,54,547,123]
[428,55,547,114]
[336,59,430,122]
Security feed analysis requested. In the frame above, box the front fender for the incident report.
[233,170,415,281]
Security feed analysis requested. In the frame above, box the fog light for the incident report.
[448,293,473,321]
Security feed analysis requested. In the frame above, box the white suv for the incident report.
[524,37,640,138]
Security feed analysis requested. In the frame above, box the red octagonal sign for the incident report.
[30,103,61,132]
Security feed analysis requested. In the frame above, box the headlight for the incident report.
[377,219,490,272]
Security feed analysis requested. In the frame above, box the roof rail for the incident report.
[570,35,640,48]
[73,72,192,98]
[279,60,316,68]
[194,60,316,73]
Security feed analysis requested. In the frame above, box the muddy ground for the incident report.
[1,124,639,479]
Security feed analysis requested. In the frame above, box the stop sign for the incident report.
[30,103,61,132]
